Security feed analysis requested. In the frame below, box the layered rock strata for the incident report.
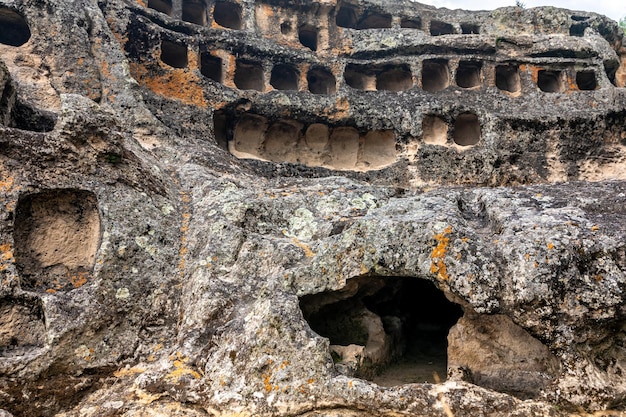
[0,0,625,416]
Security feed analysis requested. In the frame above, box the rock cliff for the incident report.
[1,0,626,415]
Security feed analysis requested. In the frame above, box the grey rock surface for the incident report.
[0,0,625,416]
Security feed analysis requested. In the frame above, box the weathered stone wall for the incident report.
[0,0,625,416]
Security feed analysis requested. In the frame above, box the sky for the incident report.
[415,0,624,22]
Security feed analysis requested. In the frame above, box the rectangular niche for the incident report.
[160,40,188,68]
[401,17,422,29]
[376,64,413,92]
[234,59,264,91]
[453,112,481,146]
[200,52,223,83]
[270,64,299,91]
[422,115,448,145]
[298,24,318,51]
[461,23,480,34]
[307,67,336,95]
[456,61,482,89]
[213,1,242,29]
[421,59,450,92]
[537,69,565,93]
[345,63,412,92]
[14,189,101,293]
[182,0,207,26]
[495,64,521,93]
[576,70,597,90]
[429,20,455,36]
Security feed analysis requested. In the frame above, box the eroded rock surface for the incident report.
[0,0,626,416]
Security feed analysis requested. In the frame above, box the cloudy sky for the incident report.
[416,0,623,22]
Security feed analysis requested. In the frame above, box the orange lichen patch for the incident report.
[523,64,541,84]
[0,176,15,193]
[591,225,600,231]
[324,97,350,121]
[136,0,147,6]
[114,366,147,378]
[0,243,14,271]
[430,226,453,280]
[166,352,201,382]
[566,75,578,92]
[129,63,207,107]
[547,242,555,250]
[69,271,89,288]
[291,237,315,258]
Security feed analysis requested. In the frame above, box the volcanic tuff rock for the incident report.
[0,0,626,415]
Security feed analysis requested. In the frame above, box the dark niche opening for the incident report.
[537,70,564,93]
[11,99,57,132]
[430,20,455,36]
[335,5,358,28]
[182,0,207,26]
[357,11,392,29]
[280,22,292,35]
[401,17,422,29]
[461,23,480,34]
[495,64,521,93]
[576,70,597,90]
[213,1,242,29]
[147,0,172,16]
[0,7,31,47]
[213,110,229,150]
[344,64,372,90]
[569,22,587,36]
[160,40,188,68]
[270,64,299,91]
[307,67,336,95]
[299,276,463,385]
[234,59,264,91]
[453,112,481,146]
[14,189,101,293]
[298,24,318,51]
[421,59,450,92]
[376,64,413,92]
[455,61,482,89]
[200,52,222,83]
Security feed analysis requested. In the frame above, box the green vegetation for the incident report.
[619,17,626,34]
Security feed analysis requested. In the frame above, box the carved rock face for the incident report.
[0,0,625,416]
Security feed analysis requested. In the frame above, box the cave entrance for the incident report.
[0,7,31,47]
[299,276,463,385]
